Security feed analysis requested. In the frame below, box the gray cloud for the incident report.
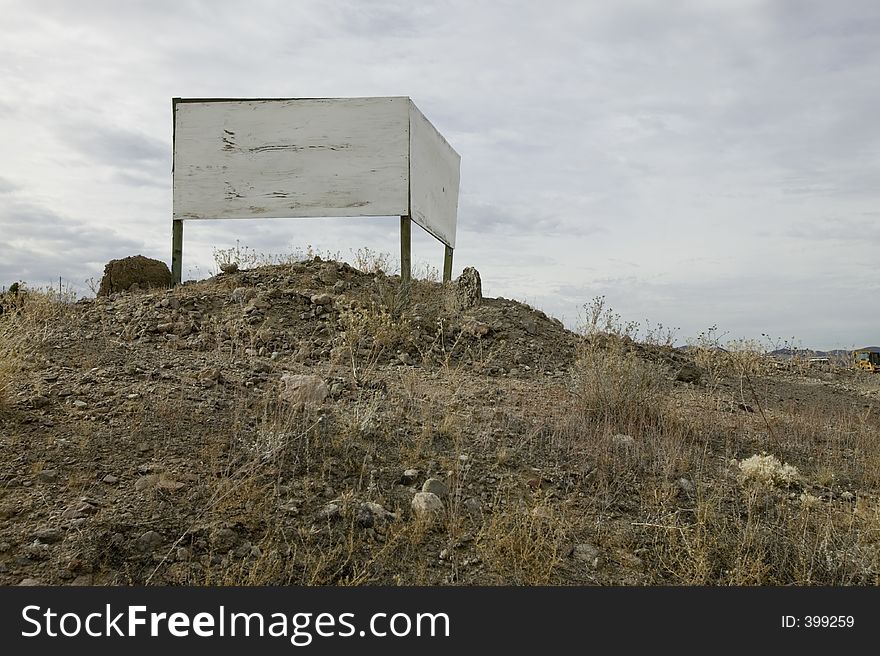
[0,0,879,349]
[59,121,167,165]
[0,199,146,292]
[0,177,18,194]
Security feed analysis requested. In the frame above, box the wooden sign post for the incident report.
[171,96,460,285]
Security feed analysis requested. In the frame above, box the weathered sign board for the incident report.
[172,96,460,284]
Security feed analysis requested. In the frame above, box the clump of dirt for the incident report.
[97,255,172,296]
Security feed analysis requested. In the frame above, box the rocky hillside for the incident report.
[2,258,880,586]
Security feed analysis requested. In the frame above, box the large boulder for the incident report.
[98,255,172,296]
[453,267,482,311]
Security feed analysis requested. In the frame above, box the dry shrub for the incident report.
[0,322,13,410]
[0,285,76,409]
[477,495,566,585]
[724,339,771,378]
[336,301,414,381]
[572,338,671,434]
[779,404,880,489]
[737,453,800,488]
[637,480,880,585]
[550,334,704,516]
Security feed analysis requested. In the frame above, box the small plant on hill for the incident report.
[737,453,800,488]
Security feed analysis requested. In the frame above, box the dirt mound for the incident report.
[97,255,172,296]
[85,259,577,379]
[3,257,880,587]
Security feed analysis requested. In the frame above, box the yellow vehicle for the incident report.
[853,349,880,373]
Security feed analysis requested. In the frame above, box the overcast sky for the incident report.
[1,0,878,349]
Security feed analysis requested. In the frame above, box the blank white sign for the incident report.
[173,96,459,247]
[409,100,460,248]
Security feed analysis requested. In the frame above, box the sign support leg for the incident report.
[400,215,411,286]
[172,219,183,285]
[443,245,453,283]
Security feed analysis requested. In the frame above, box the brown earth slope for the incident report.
[1,259,880,586]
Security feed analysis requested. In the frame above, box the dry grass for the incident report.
[6,268,880,587]
[477,496,567,585]
[636,478,880,585]
[543,301,880,585]
[0,285,76,411]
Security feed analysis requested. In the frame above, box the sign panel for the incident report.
[173,97,410,220]
[409,101,460,249]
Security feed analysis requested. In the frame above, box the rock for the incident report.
[401,469,420,485]
[252,360,272,374]
[72,400,88,410]
[255,329,275,346]
[675,364,704,384]
[573,543,601,565]
[523,318,538,335]
[29,395,51,408]
[612,434,635,447]
[219,262,239,274]
[453,267,482,311]
[411,492,444,519]
[102,474,119,484]
[462,497,482,517]
[61,503,97,520]
[462,320,491,337]
[398,352,414,366]
[18,578,45,586]
[317,503,340,521]
[677,478,695,496]
[34,527,64,544]
[98,255,172,296]
[135,530,164,553]
[134,474,159,492]
[36,469,58,483]
[198,367,222,383]
[278,374,328,410]
[231,287,254,304]
[358,502,393,528]
[310,293,333,306]
[319,264,338,285]
[156,475,186,493]
[422,478,449,499]
[23,542,51,560]
[210,527,239,552]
